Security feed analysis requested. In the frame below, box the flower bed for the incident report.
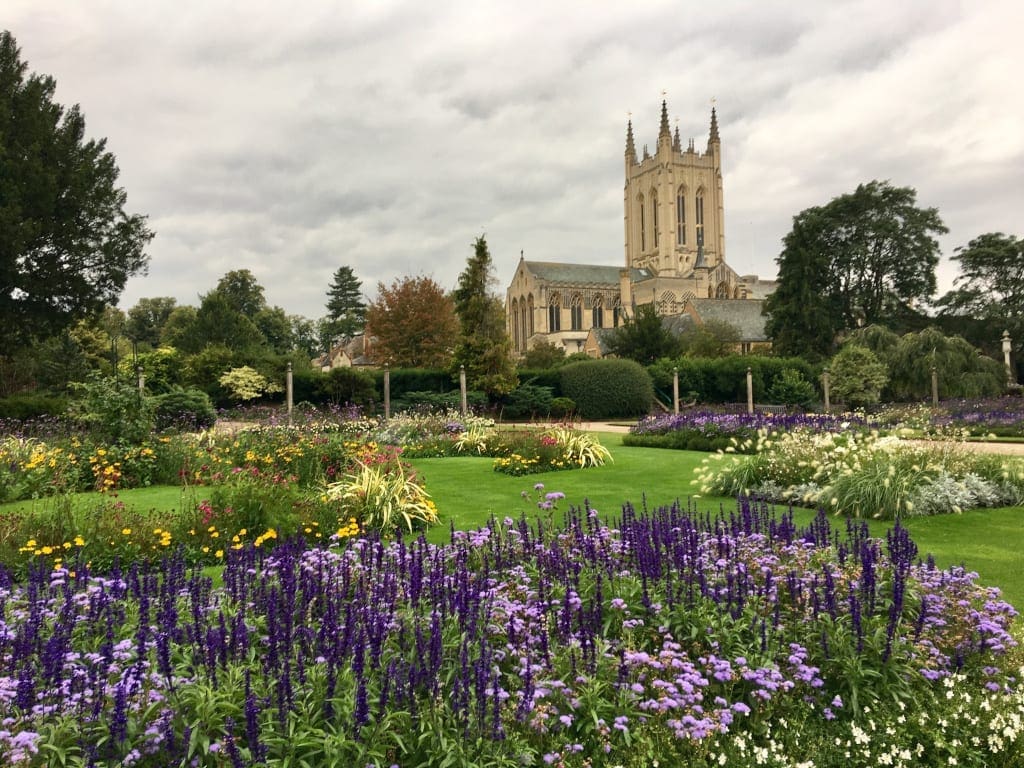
[625,411,872,452]
[695,428,1024,518]
[1,501,1021,766]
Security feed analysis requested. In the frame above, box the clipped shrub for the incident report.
[153,388,218,432]
[316,366,377,406]
[767,368,816,408]
[501,383,554,420]
[549,397,575,419]
[560,359,654,419]
[0,393,68,420]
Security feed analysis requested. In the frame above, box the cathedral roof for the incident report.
[688,298,769,342]
[522,261,652,287]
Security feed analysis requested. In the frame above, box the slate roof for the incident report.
[688,298,769,341]
[522,261,652,286]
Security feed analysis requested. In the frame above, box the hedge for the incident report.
[560,359,654,419]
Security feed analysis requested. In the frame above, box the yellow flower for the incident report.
[215,550,224,559]
[26,539,37,548]
[122,528,132,535]
[202,546,210,553]
[41,546,54,555]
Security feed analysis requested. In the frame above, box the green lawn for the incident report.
[5,433,1023,609]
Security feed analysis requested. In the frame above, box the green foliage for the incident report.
[214,268,267,318]
[0,31,153,354]
[218,366,282,403]
[560,359,654,419]
[69,373,154,444]
[316,366,377,406]
[125,297,178,349]
[767,368,816,408]
[845,325,1005,402]
[936,232,1024,362]
[518,339,566,369]
[500,383,554,420]
[647,356,820,405]
[0,393,67,420]
[324,265,367,340]
[134,347,183,394]
[601,303,682,364]
[678,318,741,358]
[153,388,217,431]
[451,236,518,397]
[828,345,889,408]
[766,180,947,359]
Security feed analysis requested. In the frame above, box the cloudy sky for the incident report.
[7,0,1023,320]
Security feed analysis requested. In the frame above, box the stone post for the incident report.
[136,364,145,394]
[822,368,830,414]
[1003,330,1015,385]
[673,367,679,414]
[460,365,468,416]
[931,365,938,407]
[384,364,391,422]
[746,366,753,415]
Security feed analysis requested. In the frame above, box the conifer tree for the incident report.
[324,266,366,341]
[451,236,518,397]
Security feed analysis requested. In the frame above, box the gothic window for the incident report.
[527,294,535,335]
[695,189,705,243]
[511,299,520,350]
[519,295,528,350]
[612,298,623,327]
[651,190,659,248]
[548,292,561,332]
[638,195,646,252]
[676,186,686,246]
[591,294,604,328]
[570,294,583,330]
[715,281,730,299]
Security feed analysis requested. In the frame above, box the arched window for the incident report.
[695,188,705,243]
[519,295,528,349]
[676,185,686,245]
[651,190,659,248]
[527,294,535,336]
[548,292,561,332]
[510,298,520,350]
[638,194,646,252]
[715,281,730,299]
[591,294,604,328]
[612,298,623,327]
[570,293,583,330]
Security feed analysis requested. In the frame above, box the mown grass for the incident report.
[4,432,1023,610]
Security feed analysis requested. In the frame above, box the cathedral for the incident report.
[505,100,775,356]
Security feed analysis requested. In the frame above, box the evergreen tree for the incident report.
[451,236,518,397]
[0,31,153,353]
[324,266,366,341]
[603,303,682,364]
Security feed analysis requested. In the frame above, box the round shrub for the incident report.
[154,388,218,431]
[559,359,654,419]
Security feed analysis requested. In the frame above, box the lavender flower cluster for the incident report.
[630,410,871,437]
[0,499,1018,765]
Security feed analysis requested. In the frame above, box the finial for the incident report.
[658,98,671,143]
[708,104,720,145]
[673,123,681,152]
[625,118,637,164]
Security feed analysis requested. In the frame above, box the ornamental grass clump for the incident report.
[324,458,438,534]
[697,428,1024,519]
[2,499,1022,766]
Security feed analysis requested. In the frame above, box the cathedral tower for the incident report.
[623,101,724,278]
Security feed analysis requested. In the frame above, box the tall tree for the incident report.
[451,236,518,396]
[935,232,1024,358]
[125,297,178,348]
[324,266,366,340]
[765,181,946,359]
[214,269,267,319]
[602,303,682,364]
[0,31,154,353]
[365,276,457,368]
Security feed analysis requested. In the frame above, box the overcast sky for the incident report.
[7,0,1024,320]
